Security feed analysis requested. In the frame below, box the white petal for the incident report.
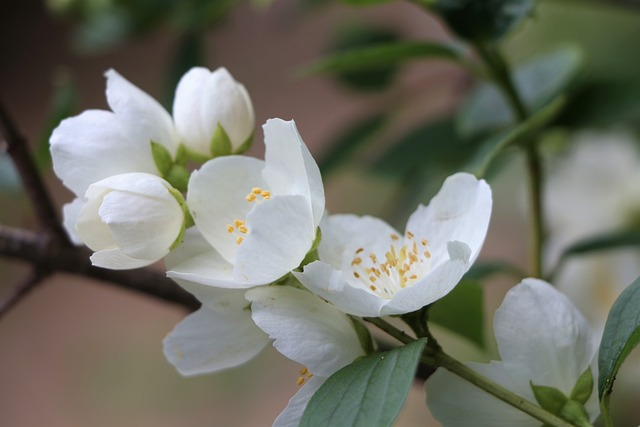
[62,197,86,246]
[234,195,315,285]
[495,278,597,395]
[172,67,211,154]
[262,118,325,227]
[381,241,471,315]
[318,214,400,269]
[426,362,535,427]
[168,250,244,289]
[105,69,178,155]
[163,305,270,376]
[246,286,364,376]
[76,194,115,251]
[405,173,492,267]
[90,248,155,269]
[273,376,325,427]
[294,261,387,317]
[50,110,158,196]
[187,155,267,263]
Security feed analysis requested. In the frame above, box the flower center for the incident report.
[226,187,272,245]
[296,366,314,387]
[349,231,431,299]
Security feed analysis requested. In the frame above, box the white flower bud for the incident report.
[173,67,255,157]
[76,172,186,269]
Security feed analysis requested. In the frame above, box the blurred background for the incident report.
[2,0,640,425]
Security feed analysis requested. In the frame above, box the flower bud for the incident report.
[173,67,255,158]
[76,172,187,269]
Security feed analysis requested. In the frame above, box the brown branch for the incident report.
[0,270,49,319]
[0,100,68,242]
[0,224,199,310]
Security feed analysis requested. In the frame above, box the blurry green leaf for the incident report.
[598,277,640,409]
[570,368,594,405]
[300,339,426,427]
[37,71,77,170]
[304,42,465,76]
[319,114,386,174]
[465,94,566,176]
[462,260,524,281]
[342,0,393,5]
[560,230,640,258]
[458,46,582,137]
[329,24,401,92]
[210,123,233,157]
[434,0,535,42]
[429,280,484,348]
[374,118,473,178]
[555,81,640,128]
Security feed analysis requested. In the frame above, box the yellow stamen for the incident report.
[296,377,305,386]
[356,248,364,254]
[236,236,244,245]
[390,234,399,241]
[246,193,257,202]
[351,257,362,266]
[226,225,234,233]
[238,225,248,234]
[252,187,262,194]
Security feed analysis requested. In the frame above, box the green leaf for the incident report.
[462,260,525,281]
[458,46,582,137]
[327,24,401,92]
[530,382,568,415]
[465,94,567,177]
[300,339,427,427]
[598,276,640,401]
[429,281,484,348]
[318,114,386,175]
[341,0,393,5]
[303,41,465,77]
[433,0,535,42]
[210,123,233,157]
[560,230,640,259]
[555,81,640,129]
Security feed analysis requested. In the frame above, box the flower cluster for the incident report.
[50,66,602,426]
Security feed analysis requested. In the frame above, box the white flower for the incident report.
[426,278,599,427]
[50,67,254,243]
[51,69,180,198]
[295,172,491,317]
[173,67,255,156]
[163,229,271,375]
[167,118,324,288]
[545,131,640,332]
[75,172,186,269]
[246,285,366,427]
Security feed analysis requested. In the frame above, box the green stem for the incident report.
[475,41,545,278]
[363,317,415,345]
[366,318,582,427]
[600,395,614,427]
[432,351,579,427]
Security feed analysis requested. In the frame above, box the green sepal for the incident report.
[174,143,189,166]
[210,122,233,158]
[559,400,592,427]
[168,187,193,251]
[349,316,376,355]
[234,132,254,155]
[299,227,323,268]
[570,367,594,405]
[151,141,173,176]
[530,382,568,415]
[165,164,190,193]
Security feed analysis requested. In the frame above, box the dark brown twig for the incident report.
[0,224,199,310]
[0,100,68,243]
[0,270,49,319]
